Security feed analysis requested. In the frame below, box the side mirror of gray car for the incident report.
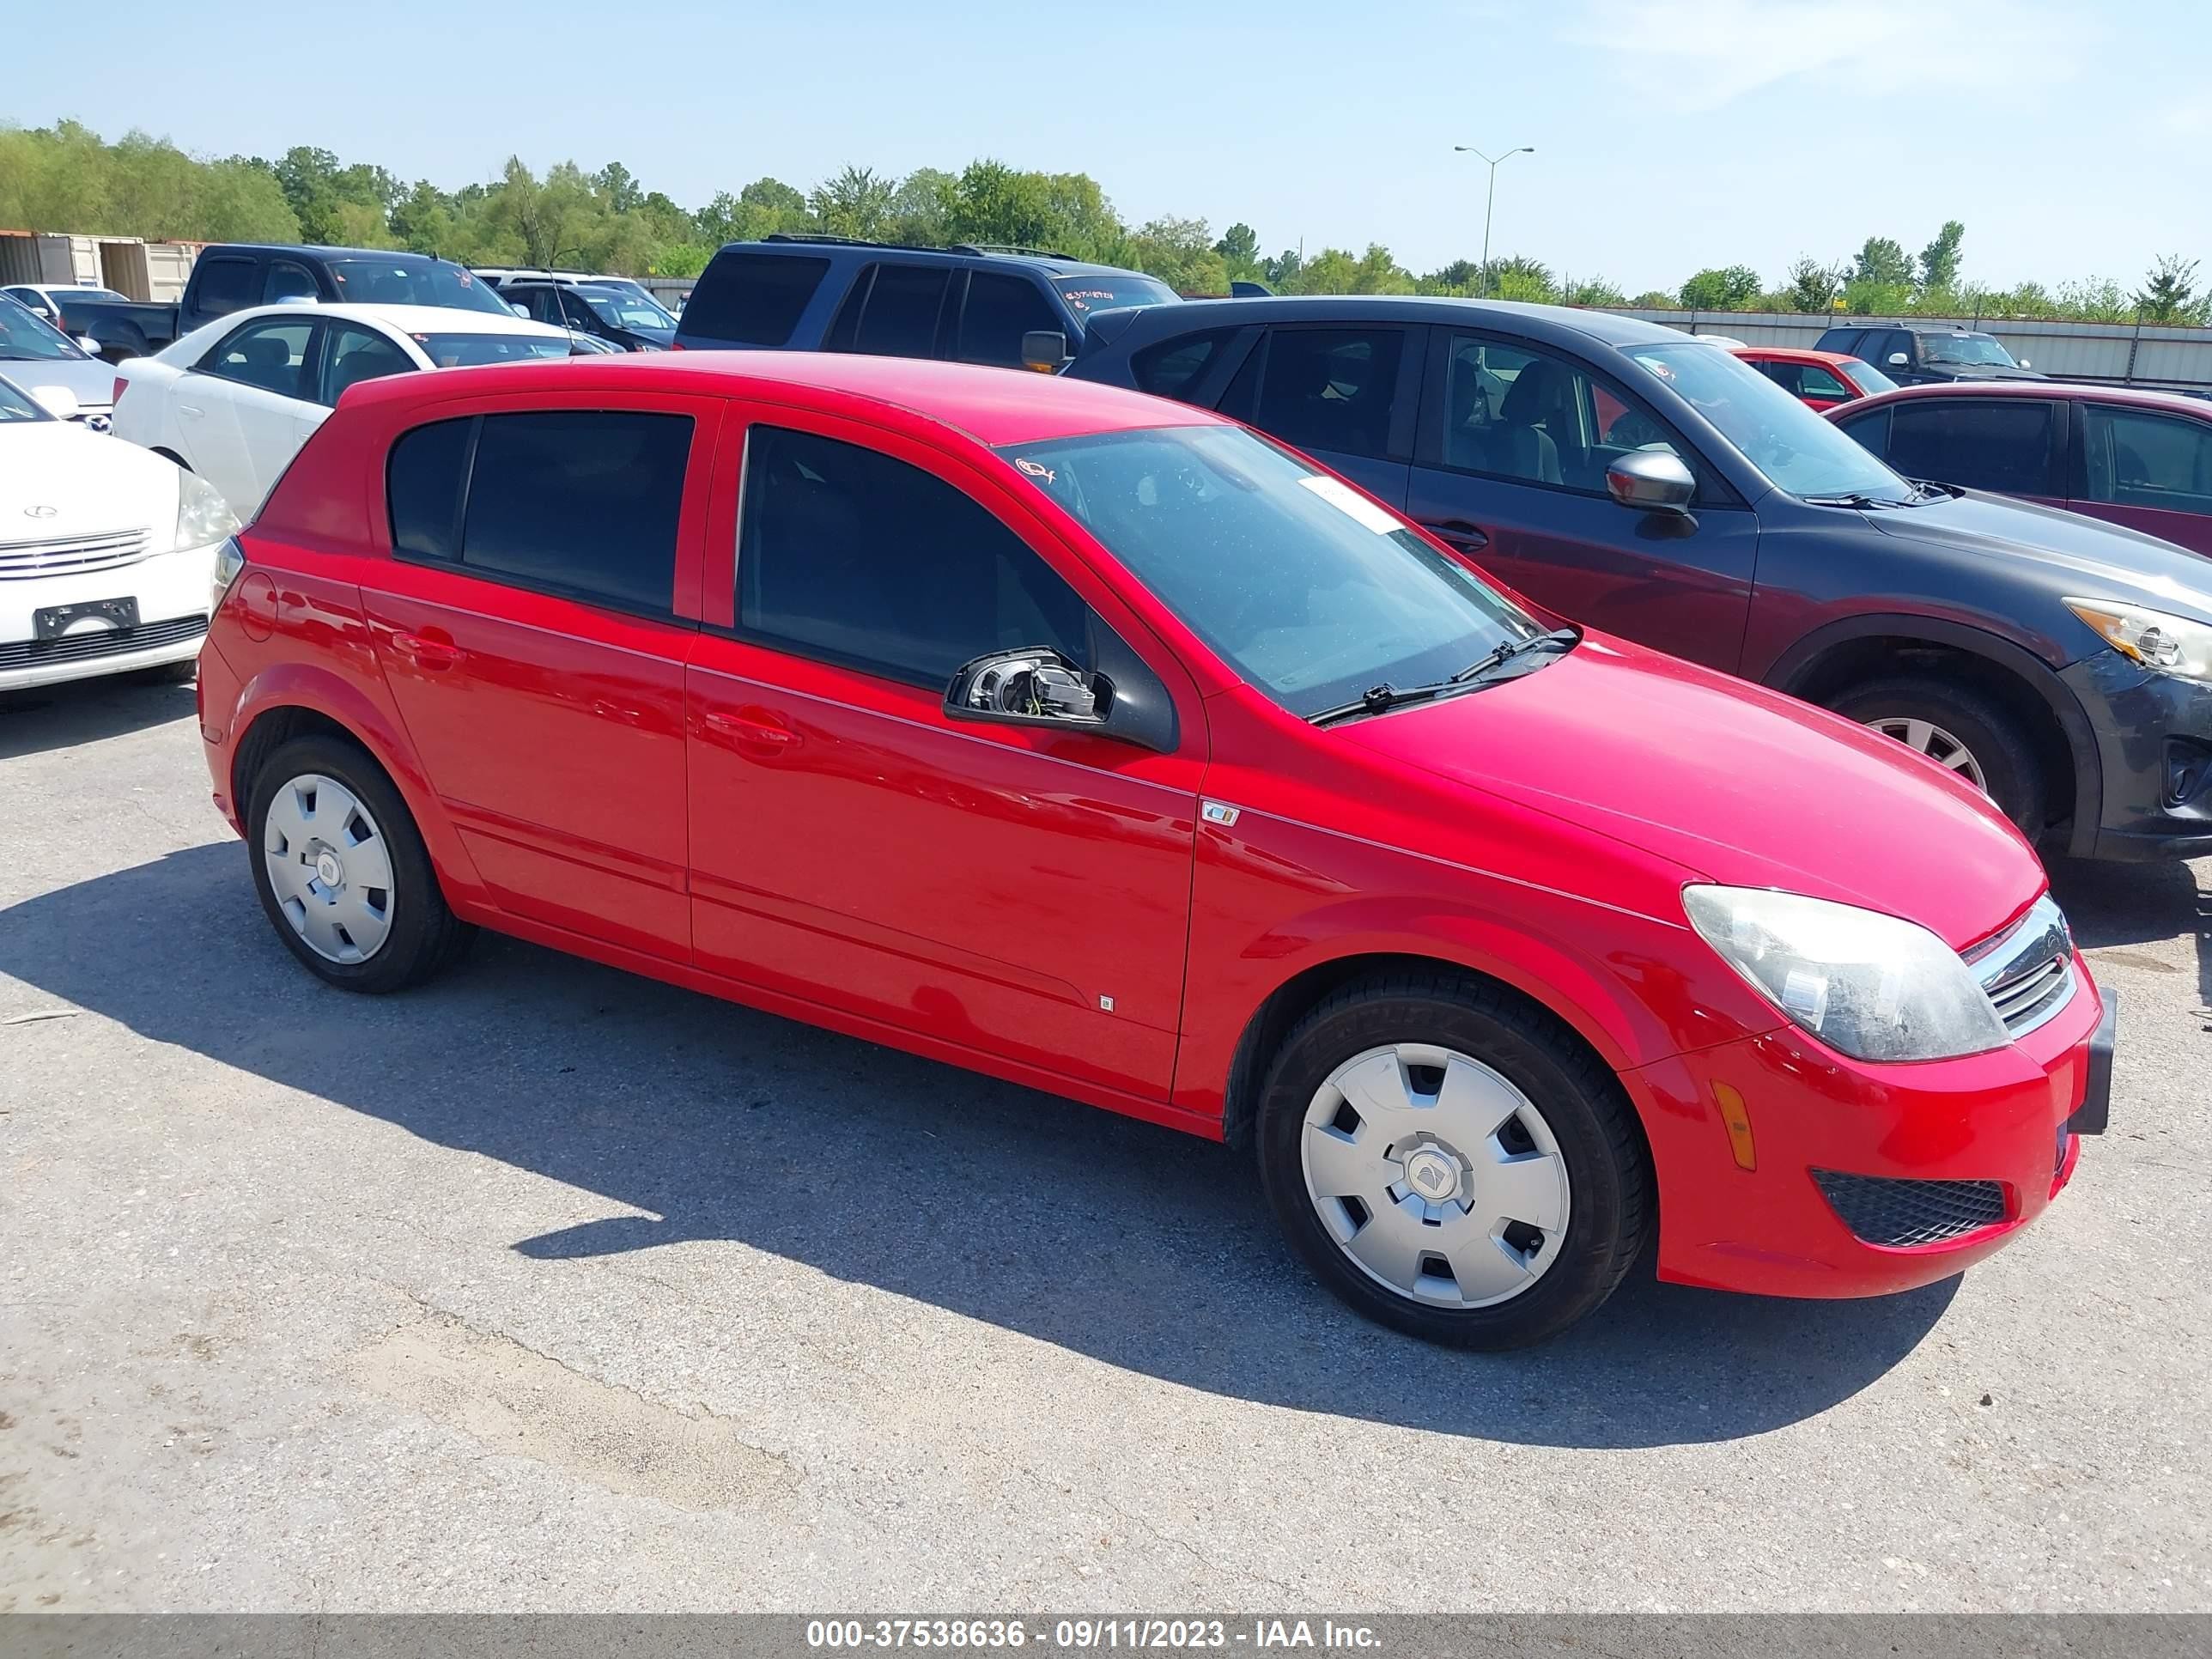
[1606,449,1697,517]
[1021,330,1071,374]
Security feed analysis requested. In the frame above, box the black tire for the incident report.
[1826,674,2045,835]
[1255,972,1653,1350]
[245,733,472,993]
[132,659,198,685]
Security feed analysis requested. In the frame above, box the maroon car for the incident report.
[1830,381,2212,557]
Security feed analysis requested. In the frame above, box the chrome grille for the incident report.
[1966,893,2076,1037]
[0,527,153,580]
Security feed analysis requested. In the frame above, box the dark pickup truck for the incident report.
[49,244,520,362]
[1814,322,2049,387]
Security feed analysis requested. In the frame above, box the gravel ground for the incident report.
[2,674,2207,1612]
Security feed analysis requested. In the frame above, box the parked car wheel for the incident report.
[246,735,471,993]
[1828,676,2045,836]
[1255,973,1652,1349]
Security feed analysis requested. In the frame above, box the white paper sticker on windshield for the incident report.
[1297,473,1403,536]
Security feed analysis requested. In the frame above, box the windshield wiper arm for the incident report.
[1449,626,1579,684]
[1308,629,1578,727]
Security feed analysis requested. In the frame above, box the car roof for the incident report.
[207,244,451,264]
[197,301,566,338]
[337,350,1226,446]
[727,238,1156,283]
[1732,345,1870,366]
[1848,379,2212,414]
[1090,293,1694,350]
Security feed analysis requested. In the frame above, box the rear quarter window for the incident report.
[1834,406,1891,456]
[1131,330,1238,403]
[679,252,830,346]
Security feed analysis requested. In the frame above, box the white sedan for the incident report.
[1,373,240,693]
[111,303,573,515]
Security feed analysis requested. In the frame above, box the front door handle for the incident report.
[1419,518,1490,551]
[390,630,463,671]
[177,404,204,419]
[703,708,800,754]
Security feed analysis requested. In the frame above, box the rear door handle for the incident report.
[703,709,799,752]
[1419,518,1490,551]
[177,404,204,419]
[390,631,463,671]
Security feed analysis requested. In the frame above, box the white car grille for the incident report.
[0,527,154,580]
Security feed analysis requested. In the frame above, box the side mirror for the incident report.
[76,336,101,354]
[946,648,1103,729]
[2018,358,2031,368]
[1020,329,1071,374]
[1606,449,1696,516]
[511,302,530,319]
[30,384,82,421]
[1887,351,1909,368]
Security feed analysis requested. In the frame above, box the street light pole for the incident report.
[1454,144,1534,296]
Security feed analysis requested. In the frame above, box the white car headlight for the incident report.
[1682,885,2008,1063]
[175,469,240,553]
[2065,597,2212,684]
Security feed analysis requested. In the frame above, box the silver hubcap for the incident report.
[1867,716,1988,791]
[1301,1043,1571,1309]
[262,774,394,964]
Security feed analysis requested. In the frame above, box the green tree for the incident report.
[1486,254,1553,298]
[592,161,643,214]
[1213,222,1260,275]
[1917,220,1965,291]
[1564,276,1626,307]
[1852,235,1913,286]
[2136,254,2205,323]
[1124,216,1228,293]
[1786,255,1844,313]
[1679,264,1762,309]
[808,166,896,239]
[1844,277,1914,315]
[884,169,955,246]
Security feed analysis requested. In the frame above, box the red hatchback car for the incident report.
[196,354,2112,1348]
[1730,345,1899,411]
[1831,380,2212,558]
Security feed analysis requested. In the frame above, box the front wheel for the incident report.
[1826,675,2045,836]
[1255,973,1652,1349]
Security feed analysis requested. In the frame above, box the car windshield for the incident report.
[1059,275,1179,319]
[1921,332,2018,367]
[1624,339,1917,505]
[414,332,574,368]
[1841,358,1899,394]
[0,376,50,421]
[0,300,91,362]
[996,423,1546,718]
[326,258,515,315]
[580,289,675,330]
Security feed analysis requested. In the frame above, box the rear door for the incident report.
[360,394,720,961]
[1403,327,1759,671]
[1218,321,1421,506]
[181,314,326,514]
[824,260,957,361]
[2070,402,2212,552]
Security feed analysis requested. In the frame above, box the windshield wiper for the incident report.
[1307,629,1577,727]
[1802,491,1910,509]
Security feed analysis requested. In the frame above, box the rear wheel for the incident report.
[1255,973,1651,1349]
[1827,674,2045,835]
[246,734,471,993]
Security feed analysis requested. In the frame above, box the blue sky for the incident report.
[27,0,2212,291]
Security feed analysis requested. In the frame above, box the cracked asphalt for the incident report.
[3,675,2209,1612]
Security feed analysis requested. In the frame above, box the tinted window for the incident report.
[956,270,1061,368]
[387,418,472,562]
[2081,405,2212,514]
[1878,331,1914,368]
[1252,327,1404,462]
[1799,363,1852,400]
[264,260,320,305]
[191,258,258,318]
[738,426,1091,685]
[1440,335,1689,495]
[319,323,412,404]
[1820,329,1866,356]
[1887,399,2059,495]
[1841,358,1898,395]
[558,289,598,330]
[1834,406,1891,456]
[851,263,951,358]
[202,319,314,398]
[1132,330,1237,402]
[1750,360,1801,396]
[683,252,830,346]
[507,285,563,326]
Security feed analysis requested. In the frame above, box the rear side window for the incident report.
[737,425,1091,685]
[1887,399,2059,495]
[681,252,830,346]
[843,263,952,358]
[1834,406,1891,456]
[956,270,1060,368]
[385,410,693,612]
[1249,327,1407,462]
[191,258,258,318]
[1132,330,1237,402]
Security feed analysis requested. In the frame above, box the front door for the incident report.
[685,410,1206,1099]
[361,397,719,962]
[1404,329,1759,672]
[185,315,326,514]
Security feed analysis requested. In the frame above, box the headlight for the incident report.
[1682,885,2008,1062]
[174,469,240,553]
[210,537,246,610]
[2065,597,2212,684]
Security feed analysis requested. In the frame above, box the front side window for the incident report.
[386,410,693,613]
[1441,336,1686,491]
[1622,339,1916,503]
[1252,327,1406,463]
[202,319,315,399]
[956,271,1061,368]
[2081,405,2212,512]
[1797,363,1852,400]
[264,261,319,305]
[192,258,258,318]
[1887,399,2059,495]
[319,323,413,404]
[738,426,1091,685]
[999,423,1542,719]
[506,286,563,327]
[1840,358,1898,395]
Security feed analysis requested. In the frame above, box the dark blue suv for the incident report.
[671,235,1177,368]
[1069,295,2212,863]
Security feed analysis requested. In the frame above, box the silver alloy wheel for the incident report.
[262,773,395,964]
[1300,1043,1571,1309]
[1865,715,1988,792]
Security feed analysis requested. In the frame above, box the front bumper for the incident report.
[1628,957,2107,1299]
[0,546,215,691]
[2063,653,2212,861]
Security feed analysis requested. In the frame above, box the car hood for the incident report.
[1338,635,2041,951]
[0,355,115,411]
[0,421,182,541]
[1863,489,2212,612]
[1923,363,2047,380]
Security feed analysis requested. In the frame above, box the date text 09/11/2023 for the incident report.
[804,1620,1383,1650]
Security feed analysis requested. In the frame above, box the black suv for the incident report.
[1816,323,2048,386]
[1067,295,2212,862]
[671,235,1177,368]
[498,276,678,351]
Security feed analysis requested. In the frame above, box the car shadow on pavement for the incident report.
[2047,854,2212,1018]
[1,842,1967,1450]
[0,677,196,760]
